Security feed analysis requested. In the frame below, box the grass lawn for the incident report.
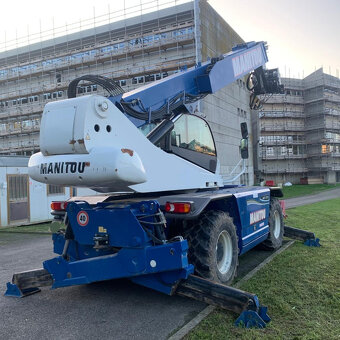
[281,183,340,199]
[186,199,340,339]
[0,222,52,233]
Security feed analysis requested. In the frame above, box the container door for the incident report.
[7,174,29,224]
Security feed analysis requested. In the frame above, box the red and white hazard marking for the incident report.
[77,211,89,226]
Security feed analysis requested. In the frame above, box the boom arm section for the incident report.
[118,41,269,121]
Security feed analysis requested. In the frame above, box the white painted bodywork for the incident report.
[29,95,223,193]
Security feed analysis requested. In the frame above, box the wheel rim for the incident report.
[273,210,281,239]
[216,230,233,275]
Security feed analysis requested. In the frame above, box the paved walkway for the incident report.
[1,188,339,340]
[285,187,340,208]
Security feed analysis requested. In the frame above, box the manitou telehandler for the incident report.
[5,41,319,328]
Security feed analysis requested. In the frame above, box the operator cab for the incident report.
[144,113,217,173]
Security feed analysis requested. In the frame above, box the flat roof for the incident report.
[0,2,194,61]
[0,156,29,167]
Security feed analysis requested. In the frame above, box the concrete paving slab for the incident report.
[0,233,204,340]
[0,232,283,340]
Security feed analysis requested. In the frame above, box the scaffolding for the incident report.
[0,0,195,155]
[257,69,340,184]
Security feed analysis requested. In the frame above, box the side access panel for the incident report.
[232,188,270,254]
[158,186,271,255]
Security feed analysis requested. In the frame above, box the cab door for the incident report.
[170,114,217,172]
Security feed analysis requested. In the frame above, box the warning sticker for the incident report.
[77,211,89,226]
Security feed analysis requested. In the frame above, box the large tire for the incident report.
[185,210,238,285]
[262,198,284,250]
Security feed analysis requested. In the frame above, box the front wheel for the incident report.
[185,211,239,285]
[262,198,284,250]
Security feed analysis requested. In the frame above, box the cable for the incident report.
[67,73,208,122]
[67,75,124,98]
[120,91,208,121]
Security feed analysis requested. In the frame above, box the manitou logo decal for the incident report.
[250,209,266,225]
[232,47,263,77]
[40,162,86,175]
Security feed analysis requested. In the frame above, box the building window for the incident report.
[8,175,28,201]
[321,145,330,154]
[47,185,64,195]
[266,147,274,156]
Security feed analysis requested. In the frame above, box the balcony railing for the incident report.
[260,125,305,132]
[261,167,308,174]
[259,111,304,118]
[0,29,195,84]
[264,95,303,105]
[261,154,307,160]
[260,140,305,146]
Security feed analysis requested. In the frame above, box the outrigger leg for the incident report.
[5,269,52,298]
[284,225,321,247]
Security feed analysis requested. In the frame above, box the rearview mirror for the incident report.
[240,138,249,159]
[240,122,248,139]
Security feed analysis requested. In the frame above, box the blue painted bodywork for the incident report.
[43,200,193,295]
[232,188,270,255]
[204,186,271,255]
[42,186,272,294]
[304,238,321,247]
[235,295,271,328]
[112,41,268,125]
[4,283,40,298]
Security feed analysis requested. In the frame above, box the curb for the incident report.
[0,231,52,235]
[168,240,295,340]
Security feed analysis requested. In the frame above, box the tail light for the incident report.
[279,200,286,218]
[165,202,192,214]
[51,201,69,211]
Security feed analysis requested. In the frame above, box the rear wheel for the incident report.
[262,198,284,250]
[185,210,238,285]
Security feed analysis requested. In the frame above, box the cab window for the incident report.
[171,114,216,155]
[170,114,217,172]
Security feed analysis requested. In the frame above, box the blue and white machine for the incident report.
[6,41,318,328]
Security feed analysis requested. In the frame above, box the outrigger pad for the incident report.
[304,238,321,247]
[4,282,41,298]
[235,306,271,328]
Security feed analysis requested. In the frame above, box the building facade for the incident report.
[0,157,70,226]
[254,69,340,184]
[0,0,253,185]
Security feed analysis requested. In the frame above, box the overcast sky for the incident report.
[0,0,339,79]
[209,0,340,78]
